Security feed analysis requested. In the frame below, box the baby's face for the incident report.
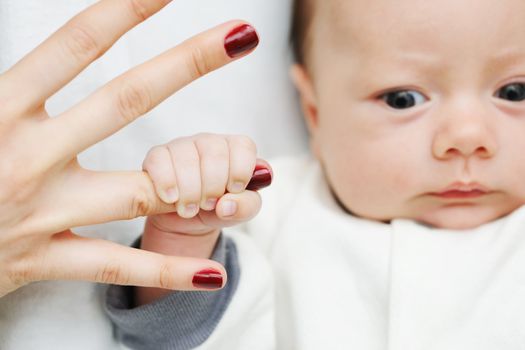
[293,0,525,229]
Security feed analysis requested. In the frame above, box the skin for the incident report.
[291,0,525,229]
[137,134,269,305]
[0,0,261,297]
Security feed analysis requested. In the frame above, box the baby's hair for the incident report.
[290,0,314,65]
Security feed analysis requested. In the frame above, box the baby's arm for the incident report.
[104,133,273,349]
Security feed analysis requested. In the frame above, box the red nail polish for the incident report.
[224,24,259,58]
[246,165,273,191]
[192,268,223,289]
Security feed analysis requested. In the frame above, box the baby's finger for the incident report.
[194,134,230,211]
[142,146,178,204]
[39,230,226,291]
[214,190,262,222]
[168,139,202,218]
[225,135,258,193]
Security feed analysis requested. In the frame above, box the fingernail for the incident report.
[220,200,237,217]
[224,24,259,58]
[246,165,273,191]
[179,203,198,217]
[204,198,218,210]
[230,181,245,193]
[165,187,179,203]
[192,268,223,289]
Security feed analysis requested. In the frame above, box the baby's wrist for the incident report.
[141,218,221,259]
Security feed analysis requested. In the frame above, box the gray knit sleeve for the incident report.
[104,233,240,350]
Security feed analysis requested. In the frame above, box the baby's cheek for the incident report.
[323,146,410,218]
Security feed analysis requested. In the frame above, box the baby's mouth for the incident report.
[429,182,492,199]
[431,189,488,199]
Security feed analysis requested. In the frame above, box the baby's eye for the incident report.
[381,90,427,109]
[496,83,525,102]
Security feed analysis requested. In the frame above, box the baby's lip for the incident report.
[430,182,491,197]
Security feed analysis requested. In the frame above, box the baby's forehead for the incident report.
[312,0,525,57]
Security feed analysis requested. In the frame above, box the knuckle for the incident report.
[158,260,176,289]
[194,132,215,140]
[128,188,157,218]
[168,139,198,163]
[195,135,228,159]
[143,146,168,169]
[116,78,152,124]
[6,256,35,288]
[96,261,130,285]
[125,0,150,21]
[232,135,257,153]
[186,46,211,80]
[62,23,102,63]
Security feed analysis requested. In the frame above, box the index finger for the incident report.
[2,0,172,112]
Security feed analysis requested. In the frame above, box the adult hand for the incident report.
[0,0,259,297]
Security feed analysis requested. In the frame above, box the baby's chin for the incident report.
[411,204,517,230]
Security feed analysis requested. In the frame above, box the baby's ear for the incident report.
[290,64,318,132]
[290,64,321,159]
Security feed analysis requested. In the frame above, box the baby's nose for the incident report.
[431,105,498,160]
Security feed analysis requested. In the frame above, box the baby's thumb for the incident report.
[210,158,271,222]
[41,231,227,291]
[215,190,262,223]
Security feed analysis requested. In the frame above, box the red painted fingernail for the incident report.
[246,165,273,191]
[224,24,259,58]
[192,268,224,289]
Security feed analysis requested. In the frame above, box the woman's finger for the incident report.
[46,20,259,162]
[37,231,227,291]
[246,158,274,191]
[23,162,271,236]
[2,0,173,112]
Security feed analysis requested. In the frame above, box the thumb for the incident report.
[204,189,263,226]
[39,230,226,291]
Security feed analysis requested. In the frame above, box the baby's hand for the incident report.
[138,133,271,302]
[142,133,272,237]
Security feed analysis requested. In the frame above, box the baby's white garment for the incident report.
[220,153,525,350]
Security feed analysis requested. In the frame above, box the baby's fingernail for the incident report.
[179,203,199,218]
[165,187,179,203]
[220,200,237,217]
[192,268,223,289]
[203,198,218,210]
[247,166,273,191]
[159,187,178,204]
[230,181,245,193]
